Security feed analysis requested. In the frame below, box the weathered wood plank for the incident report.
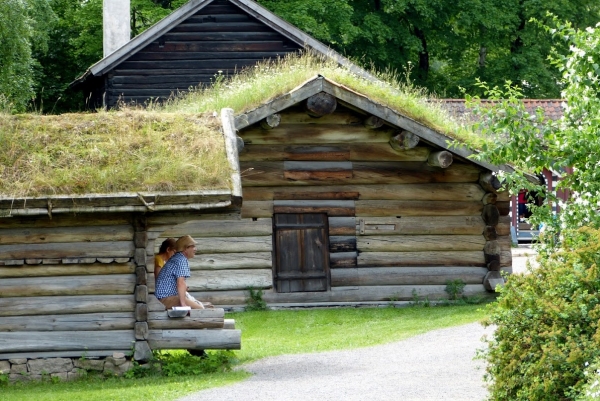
[0,331,135,353]
[331,266,487,286]
[0,350,131,360]
[241,161,481,186]
[357,251,485,267]
[0,241,135,260]
[157,218,272,238]
[148,329,241,350]
[146,211,241,231]
[239,144,430,162]
[273,200,355,216]
[329,217,356,236]
[241,124,394,144]
[329,236,357,252]
[283,161,353,180]
[0,295,135,317]
[0,262,135,278]
[0,274,136,297]
[0,312,135,332]
[355,200,483,217]
[357,235,485,252]
[0,214,130,229]
[149,236,272,256]
[187,269,273,292]
[148,310,225,330]
[0,225,134,245]
[330,252,357,268]
[356,216,484,235]
[496,216,511,236]
[242,183,485,202]
[188,252,272,270]
[241,201,273,219]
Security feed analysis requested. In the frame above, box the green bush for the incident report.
[483,227,600,400]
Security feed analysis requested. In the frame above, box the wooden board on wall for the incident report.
[357,235,485,252]
[0,262,135,278]
[239,144,431,162]
[241,161,481,186]
[330,266,487,286]
[357,216,485,235]
[355,200,483,217]
[148,236,272,255]
[0,274,136,298]
[0,331,135,353]
[148,329,241,350]
[148,269,272,293]
[158,218,272,238]
[0,241,135,260]
[0,295,136,317]
[0,312,135,332]
[357,251,485,267]
[243,183,485,202]
[0,214,131,229]
[146,252,272,273]
[0,225,134,245]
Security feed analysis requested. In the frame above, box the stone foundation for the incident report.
[1,353,133,383]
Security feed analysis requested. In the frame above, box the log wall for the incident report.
[179,102,510,305]
[0,214,137,359]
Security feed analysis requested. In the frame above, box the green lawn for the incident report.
[2,304,488,401]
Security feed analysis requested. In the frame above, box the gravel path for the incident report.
[179,322,493,401]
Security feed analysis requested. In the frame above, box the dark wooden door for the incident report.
[274,213,330,292]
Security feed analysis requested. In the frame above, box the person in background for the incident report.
[518,189,528,222]
[154,238,176,285]
[155,235,205,309]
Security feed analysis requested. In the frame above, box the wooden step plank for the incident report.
[148,329,241,350]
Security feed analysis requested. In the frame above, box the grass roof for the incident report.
[0,111,231,198]
[0,52,483,199]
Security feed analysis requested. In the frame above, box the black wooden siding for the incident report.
[105,0,302,107]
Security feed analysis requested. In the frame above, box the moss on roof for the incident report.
[0,111,231,198]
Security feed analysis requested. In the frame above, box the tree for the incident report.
[0,0,56,112]
[465,19,600,399]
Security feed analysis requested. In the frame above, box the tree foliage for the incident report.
[465,19,600,400]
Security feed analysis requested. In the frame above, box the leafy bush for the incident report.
[483,227,600,400]
[445,279,466,300]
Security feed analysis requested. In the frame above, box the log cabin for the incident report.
[71,0,370,109]
[145,74,515,309]
[0,110,242,370]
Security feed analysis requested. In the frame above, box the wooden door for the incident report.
[274,213,330,292]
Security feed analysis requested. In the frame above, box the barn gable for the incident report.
[71,0,370,109]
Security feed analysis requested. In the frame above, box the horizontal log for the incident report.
[241,124,394,145]
[186,252,272,270]
[357,235,485,252]
[496,216,512,236]
[329,236,357,252]
[329,217,356,236]
[273,200,355,216]
[241,201,273,218]
[157,218,272,238]
[241,161,481,186]
[148,310,225,329]
[330,252,357,268]
[242,183,485,202]
[356,200,483,217]
[190,284,489,304]
[148,269,273,293]
[356,216,484,235]
[0,214,130,229]
[284,161,353,180]
[238,144,430,162]
[0,331,135,353]
[149,236,272,255]
[0,225,134,245]
[0,241,135,260]
[0,262,135,278]
[358,251,485,267]
[0,274,136,298]
[0,312,135,332]
[146,210,241,231]
[148,329,241,350]
[0,349,131,360]
[331,266,487,286]
[0,295,135,317]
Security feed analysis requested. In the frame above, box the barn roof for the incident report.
[0,109,241,216]
[234,75,512,173]
[71,0,374,88]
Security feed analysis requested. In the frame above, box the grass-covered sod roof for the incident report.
[0,111,231,198]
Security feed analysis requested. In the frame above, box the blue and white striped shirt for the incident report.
[155,252,190,299]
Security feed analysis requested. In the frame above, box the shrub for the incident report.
[245,287,267,311]
[482,227,600,400]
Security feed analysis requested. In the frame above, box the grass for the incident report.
[0,111,230,197]
[1,304,487,401]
